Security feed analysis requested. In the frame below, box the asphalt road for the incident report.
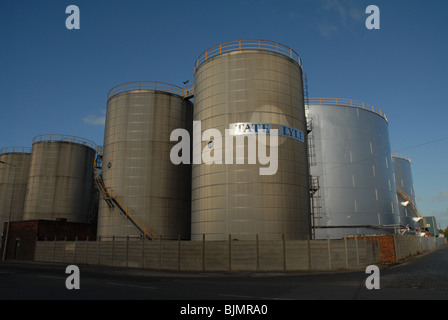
[1,244,447,304]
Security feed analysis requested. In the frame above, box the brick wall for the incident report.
[1,220,96,261]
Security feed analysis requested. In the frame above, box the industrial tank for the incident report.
[191,39,310,241]
[306,98,400,239]
[0,147,31,225]
[97,81,193,240]
[22,135,96,223]
[392,154,419,229]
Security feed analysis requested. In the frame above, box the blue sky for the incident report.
[1,0,447,228]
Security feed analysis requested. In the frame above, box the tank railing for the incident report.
[397,187,423,219]
[183,85,194,99]
[392,153,411,163]
[32,134,97,150]
[107,81,188,101]
[195,39,303,72]
[306,97,387,122]
[0,147,32,155]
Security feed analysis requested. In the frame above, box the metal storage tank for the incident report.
[22,135,96,223]
[0,147,31,226]
[422,216,439,236]
[306,98,400,239]
[97,81,193,240]
[392,154,420,230]
[191,39,310,241]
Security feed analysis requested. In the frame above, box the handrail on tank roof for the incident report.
[392,153,411,163]
[306,97,387,122]
[32,134,96,150]
[0,147,32,155]
[194,39,303,72]
[107,81,189,101]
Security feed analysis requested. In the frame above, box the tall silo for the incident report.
[97,81,193,240]
[392,154,420,230]
[23,135,96,223]
[306,98,400,239]
[0,147,31,225]
[191,39,310,241]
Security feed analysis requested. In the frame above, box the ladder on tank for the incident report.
[309,175,321,240]
[93,147,159,241]
[303,73,309,110]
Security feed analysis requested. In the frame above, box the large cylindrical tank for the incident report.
[392,154,419,229]
[0,147,31,225]
[306,98,400,239]
[191,39,310,241]
[22,135,96,223]
[98,81,193,240]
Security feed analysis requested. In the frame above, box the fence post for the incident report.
[98,236,101,266]
[282,234,286,271]
[256,234,259,271]
[86,236,89,265]
[355,235,360,268]
[228,234,232,272]
[126,235,129,268]
[307,234,311,270]
[43,236,47,262]
[112,236,115,267]
[344,236,349,268]
[393,234,399,261]
[178,234,181,271]
[159,237,162,270]
[327,235,332,270]
[53,236,57,262]
[63,236,67,263]
[141,236,145,269]
[202,234,205,272]
[364,237,368,263]
[74,236,78,264]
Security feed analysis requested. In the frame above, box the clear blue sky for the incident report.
[1,0,447,228]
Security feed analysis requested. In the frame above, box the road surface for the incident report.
[0,245,447,305]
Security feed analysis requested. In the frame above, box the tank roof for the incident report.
[107,81,186,101]
[0,147,32,155]
[392,153,412,163]
[306,97,388,122]
[32,134,96,150]
[194,39,303,72]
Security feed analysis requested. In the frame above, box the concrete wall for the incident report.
[34,235,387,272]
[34,235,446,272]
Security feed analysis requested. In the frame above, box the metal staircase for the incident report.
[93,147,159,241]
[397,187,423,220]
